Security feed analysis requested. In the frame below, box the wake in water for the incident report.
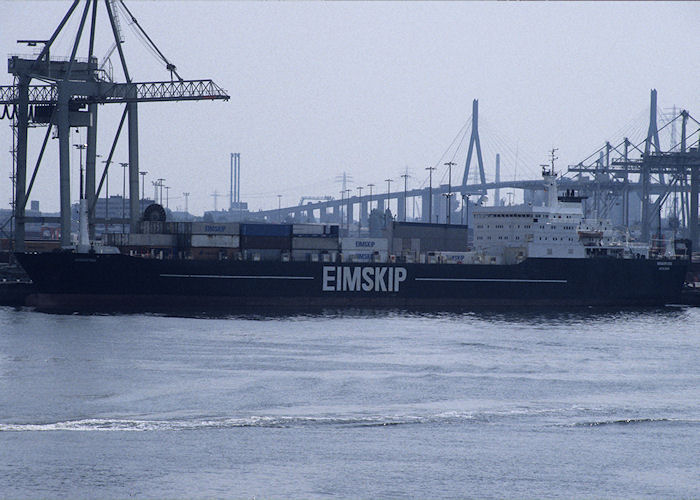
[0,413,470,432]
[567,417,700,427]
[4,409,697,432]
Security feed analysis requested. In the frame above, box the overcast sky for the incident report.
[2,1,699,215]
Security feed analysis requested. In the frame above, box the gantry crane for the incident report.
[0,0,230,249]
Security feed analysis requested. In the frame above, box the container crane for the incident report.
[0,0,230,249]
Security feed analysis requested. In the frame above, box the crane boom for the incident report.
[0,79,229,105]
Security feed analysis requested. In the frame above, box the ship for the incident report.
[14,170,689,310]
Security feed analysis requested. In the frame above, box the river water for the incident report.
[1,305,698,498]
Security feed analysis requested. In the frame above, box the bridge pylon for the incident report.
[461,99,486,191]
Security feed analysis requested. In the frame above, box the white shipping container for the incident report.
[430,251,471,264]
[343,250,388,263]
[191,222,240,235]
[340,237,388,252]
[191,234,240,248]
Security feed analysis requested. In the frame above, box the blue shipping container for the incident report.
[240,223,292,237]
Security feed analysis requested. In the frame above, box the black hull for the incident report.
[15,252,687,310]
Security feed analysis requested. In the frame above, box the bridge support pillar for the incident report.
[691,164,699,251]
[434,191,443,223]
[334,204,342,224]
[640,157,651,242]
[421,192,430,222]
[494,153,500,206]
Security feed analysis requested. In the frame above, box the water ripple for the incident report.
[568,417,700,427]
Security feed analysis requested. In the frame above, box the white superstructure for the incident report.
[472,169,647,263]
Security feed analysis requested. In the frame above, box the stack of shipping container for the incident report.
[290,224,339,262]
[340,237,389,262]
[189,222,240,260]
[93,218,479,264]
[108,222,345,262]
[239,223,290,261]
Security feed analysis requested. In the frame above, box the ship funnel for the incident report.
[542,168,559,208]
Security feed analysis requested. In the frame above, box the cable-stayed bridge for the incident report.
[250,91,700,247]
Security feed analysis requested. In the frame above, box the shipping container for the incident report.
[190,247,240,261]
[164,221,193,234]
[291,249,332,262]
[139,221,164,234]
[240,223,292,237]
[128,233,178,247]
[105,233,123,246]
[139,221,193,235]
[342,249,388,263]
[296,251,335,263]
[426,251,478,264]
[291,237,339,250]
[292,223,326,235]
[105,233,176,248]
[240,235,292,250]
[127,248,171,259]
[176,233,191,250]
[340,237,388,252]
[191,234,240,248]
[243,248,283,261]
[191,222,239,235]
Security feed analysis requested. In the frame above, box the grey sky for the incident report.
[2,1,698,215]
